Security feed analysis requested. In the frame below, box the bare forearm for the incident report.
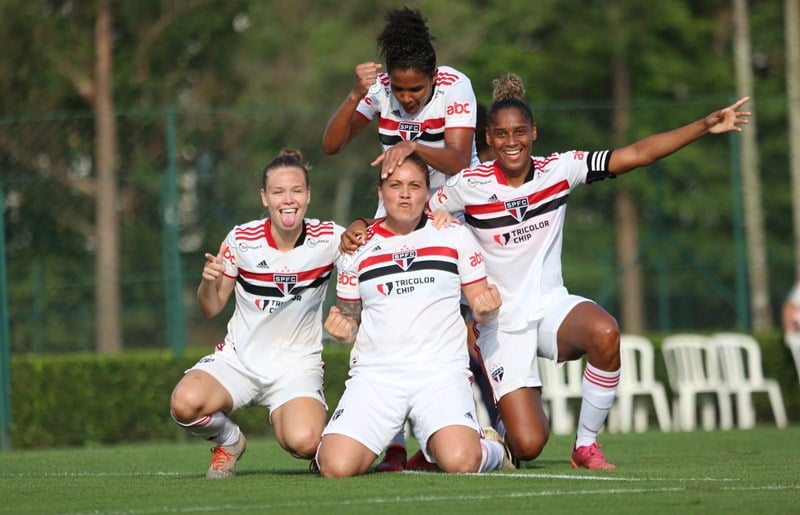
[322,92,362,155]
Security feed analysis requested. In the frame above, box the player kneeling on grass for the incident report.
[314,154,514,478]
[169,149,344,479]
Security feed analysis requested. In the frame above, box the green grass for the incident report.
[1,427,798,514]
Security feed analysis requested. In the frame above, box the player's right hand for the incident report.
[352,62,382,97]
[324,306,358,344]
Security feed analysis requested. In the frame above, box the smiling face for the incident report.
[378,158,429,233]
[487,106,538,182]
[261,166,310,234]
[389,67,435,114]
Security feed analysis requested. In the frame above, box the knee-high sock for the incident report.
[576,363,620,448]
[172,410,240,446]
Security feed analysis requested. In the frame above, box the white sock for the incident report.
[575,363,620,448]
[174,411,240,446]
[478,439,504,472]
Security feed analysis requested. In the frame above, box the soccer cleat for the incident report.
[482,427,517,470]
[375,444,407,472]
[571,442,615,470]
[406,449,439,471]
[206,433,247,479]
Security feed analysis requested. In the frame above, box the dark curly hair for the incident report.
[377,7,437,76]
[488,73,534,127]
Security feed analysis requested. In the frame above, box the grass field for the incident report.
[1,427,798,514]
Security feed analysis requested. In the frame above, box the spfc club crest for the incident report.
[398,122,421,141]
[274,274,298,295]
[505,198,529,222]
[491,366,505,383]
[393,250,417,270]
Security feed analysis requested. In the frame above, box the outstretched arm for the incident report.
[322,62,380,155]
[608,96,751,175]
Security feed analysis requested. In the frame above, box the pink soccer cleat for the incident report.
[571,442,615,470]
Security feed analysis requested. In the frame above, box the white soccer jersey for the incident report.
[428,151,614,331]
[219,218,344,379]
[356,65,480,194]
[335,218,487,375]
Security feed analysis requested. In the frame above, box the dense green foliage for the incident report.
[7,336,800,449]
[0,1,794,353]
[9,344,352,449]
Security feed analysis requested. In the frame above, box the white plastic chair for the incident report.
[785,332,800,381]
[709,332,788,429]
[661,334,733,432]
[608,335,671,433]
[539,358,584,435]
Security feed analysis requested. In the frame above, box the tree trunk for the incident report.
[94,0,122,353]
[733,0,773,331]
[786,0,800,280]
[609,2,644,333]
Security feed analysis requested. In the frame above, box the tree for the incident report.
[733,0,773,331]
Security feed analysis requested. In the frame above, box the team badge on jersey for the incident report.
[398,122,421,141]
[505,198,529,222]
[491,366,505,383]
[274,274,298,295]
[393,250,417,270]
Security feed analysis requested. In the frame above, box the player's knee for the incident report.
[282,428,323,459]
[586,317,620,361]
[436,445,482,474]
[317,455,359,478]
[169,390,205,424]
[507,429,548,461]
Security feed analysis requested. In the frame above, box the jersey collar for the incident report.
[264,218,307,250]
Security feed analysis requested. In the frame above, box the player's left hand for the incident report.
[705,96,750,134]
[371,140,416,179]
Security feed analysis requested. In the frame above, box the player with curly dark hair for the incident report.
[322,6,483,474]
[323,7,479,213]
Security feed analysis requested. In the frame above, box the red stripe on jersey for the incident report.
[239,263,334,283]
[306,221,335,237]
[235,221,268,241]
[436,71,459,86]
[378,117,446,132]
[465,180,570,216]
[358,245,458,270]
[463,163,495,178]
[461,276,487,287]
[378,73,390,87]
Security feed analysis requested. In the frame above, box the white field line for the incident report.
[64,484,800,515]
[2,470,735,482]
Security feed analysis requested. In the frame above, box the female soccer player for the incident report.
[426,74,750,469]
[314,154,513,478]
[323,6,481,471]
[323,6,479,209]
[169,149,344,478]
